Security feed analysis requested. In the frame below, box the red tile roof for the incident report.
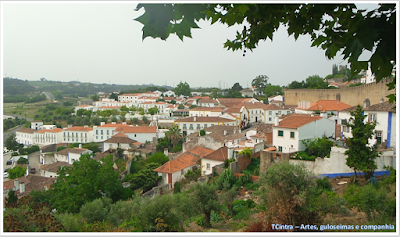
[187,146,214,158]
[98,123,131,128]
[274,114,323,129]
[301,100,351,112]
[153,153,199,173]
[16,128,35,134]
[189,107,225,112]
[99,106,120,109]
[47,128,63,133]
[203,147,228,162]
[175,116,235,123]
[64,126,93,131]
[40,162,72,172]
[114,126,157,133]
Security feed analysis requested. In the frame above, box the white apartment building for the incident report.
[16,128,35,146]
[62,126,94,144]
[174,116,236,136]
[93,122,131,142]
[34,128,63,146]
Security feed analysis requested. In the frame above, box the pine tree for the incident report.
[5,190,18,207]
[345,105,378,180]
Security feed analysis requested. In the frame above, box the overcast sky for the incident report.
[2,2,380,89]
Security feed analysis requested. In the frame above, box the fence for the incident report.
[141,183,171,199]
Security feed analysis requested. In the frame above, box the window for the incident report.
[290,132,295,138]
[343,126,350,133]
[134,134,137,137]
[278,130,284,137]
[206,163,210,170]
[197,124,200,129]
[101,136,103,139]
[96,136,98,139]
[269,111,272,115]
[101,130,103,135]
[278,146,282,152]
[181,169,185,175]
[96,130,98,135]
[368,113,377,122]
[183,124,187,129]
[269,118,272,121]
[204,124,207,128]
[107,130,109,135]
[278,111,281,115]
[376,131,382,144]
[76,133,78,137]
[189,124,193,129]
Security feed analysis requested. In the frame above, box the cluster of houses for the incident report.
[7,87,396,197]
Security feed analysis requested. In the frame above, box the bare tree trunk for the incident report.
[204,211,211,228]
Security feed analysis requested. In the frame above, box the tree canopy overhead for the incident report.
[135,3,396,102]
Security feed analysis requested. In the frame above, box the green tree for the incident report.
[345,105,378,179]
[5,190,18,207]
[49,154,124,213]
[174,81,192,96]
[4,134,20,151]
[91,94,100,101]
[219,186,238,216]
[332,64,338,77]
[91,116,101,126]
[147,152,169,165]
[142,116,148,124]
[305,75,329,89]
[169,99,176,104]
[148,106,159,115]
[8,166,27,179]
[177,104,184,109]
[231,82,243,92]
[130,117,139,124]
[209,88,219,99]
[264,84,283,97]
[251,75,269,94]
[111,115,118,123]
[82,142,101,153]
[190,182,220,228]
[165,125,182,148]
[76,109,85,117]
[124,162,161,192]
[109,93,118,100]
[199,129,206,136]
[134,3,396,102]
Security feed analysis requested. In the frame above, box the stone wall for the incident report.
[213,163,226,175]
[237,155,252,173]
[260,146,396,176]
[182,136,223,153]
[141,183,170,199]
[284,78,393,106]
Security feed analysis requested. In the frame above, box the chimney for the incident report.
[224,130,227,136]
[14,179,19,191]
[274,116,279,126]
[68,124,72,128]
[298,100,301,108]
[303,100,306,109]
[228,147,234,159]
[306,101,311,109]
[79,144,82,149]
[100,122,105,126]
[164,148,168,157]
[112,122,116,124]
[20,181,25,193]
[84,125,88,128]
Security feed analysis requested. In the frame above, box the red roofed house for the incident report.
[62,126,94,144]
[15,127,35,146]
[113,125,158,144]
[102,132,143,152]
[154,152,200,188]
[295,100,351,115]
[201,147,228,176]
[93,122,131,142]
[55,147,93,164]
[273,114,335,153]
[174,116,236,137]
[34,128,63,146]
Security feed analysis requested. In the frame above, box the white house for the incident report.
[34,128,63,146]
[189,107,225,117]
[31,121,44,130]
[93,122,131,142]
[62,126,94,144]
[163,90,176,97]
[197,98,219,107]
[295,100,351,115]
[15,128,35,146]
[200,147,228,176]
[174,116,236,136]
[273,114,336,153]
[263,104,291,124]
[54,147,93,164]
[154,152,200,188]
[340,102,396,148]
[239,88,254,98]
[268,95,284,105]
[113,125,158,143]
[102,132,143,152]
[40,162,72,178]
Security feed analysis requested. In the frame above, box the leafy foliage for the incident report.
[135,3,396,102]
[302,137,334,158]
[251,75,269,94]
[190,182,220,228]
[8,166,27,179]
[123,162,161,192]
[147,152,169,166]
[215,168,237,191]
[345,105,378,179]
[174,81,192,96]
[49,154,125,213]
[19,145,40,155]
[16,157,29,164]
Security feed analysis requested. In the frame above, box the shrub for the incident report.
[195,216,205,227]
[302,137,333,158]
[56,212,81,232]
[16,157,29,164]
[315,176,332,195]
[216,169,237,190]
[79,198,112,224]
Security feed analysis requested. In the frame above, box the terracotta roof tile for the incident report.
[274,114,323,129]
[154,153,199,173]
[98,123,131,128]
[189,107,225,112]
[175,117,235,123]
[16,127,35,134]
[56,147,88,156]
[40,162,72,173]
[203,147,228,162]
[302,100,351,112]
[364,101,396,112]
[104,133,138,145]
[187,146,214,158]
[114,126,157,133]
[64,126,93,131]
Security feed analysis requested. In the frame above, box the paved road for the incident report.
[3,153,12,181]
[28,151,41,176]
[3,114,34,122]
[42,91,55,101]
[3,124,25,145]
